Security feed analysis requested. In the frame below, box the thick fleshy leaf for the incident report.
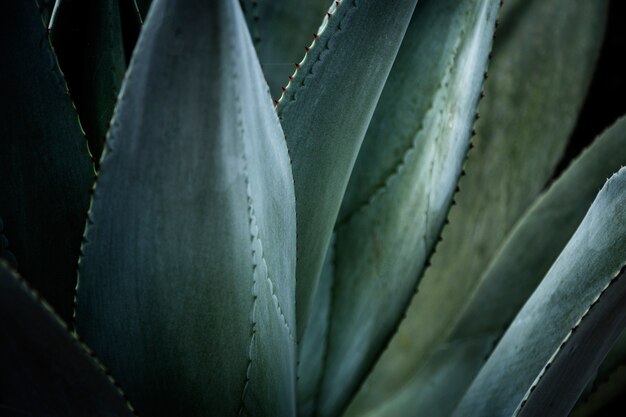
[50,0,142,161]
[310,1,499,415]
[240,0,332,97]
[0,261,134,417]
[276,0,418,340]
[75,0,297,415]
[350,0,609,412]
[0,0,93,324]
[453,118,626,339]
[452,167,626,417]
[364,115,626,417]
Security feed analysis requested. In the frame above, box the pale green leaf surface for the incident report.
[350,1,608,412]
[50,0,142,161]
[362,115,626,417]
[276,0,418,339]
[75,0,297,415]
[316,1,499,416]
[0,0,93,324]
[362,336,497,417]
[250,0,332,98]
[452,167,626,417]
[0,260,134,417]
[455,116,626,339]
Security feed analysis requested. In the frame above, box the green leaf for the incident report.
[276,0,419,340]
[0,0,93,324]
[452,119,626,339]
[308,0,499,415]
[75,0,296,415]
[0,260,134,417]
[242,0,332,98]
[367,115,626,417]
[50,0,142,161]
[451,167,626,417]
[350,0,609,412]
[361,336,498,417]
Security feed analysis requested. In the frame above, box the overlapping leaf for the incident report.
[452,167,626,417]
[0,0,93,324]
[75,0,297,415]
[362,115,626,417]
[276,0,419,338]
[349,1,609,413]
[0,261,133,417]
[302,1,499,415]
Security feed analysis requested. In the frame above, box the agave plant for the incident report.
[1,0,625,416]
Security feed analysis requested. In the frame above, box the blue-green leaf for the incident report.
[361,115,626,417]
[276,0,419,340]
[0,0,94,324]
[452,167,626,417]
[0,260,134,417]
[311,0,499,415]
[75,0,296,415]
[351,1,609,412]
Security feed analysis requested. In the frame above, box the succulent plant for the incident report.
[1,0,625,416]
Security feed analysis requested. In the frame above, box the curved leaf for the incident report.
[452,167,626,417]
[352,0,609,411]
[311,0,500,415]
[276,0,418,339]
[75,0,297,415]
[0,260,134,417]
[50,0,142,161]
[359,115,626,417]
[0,0,93,324]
